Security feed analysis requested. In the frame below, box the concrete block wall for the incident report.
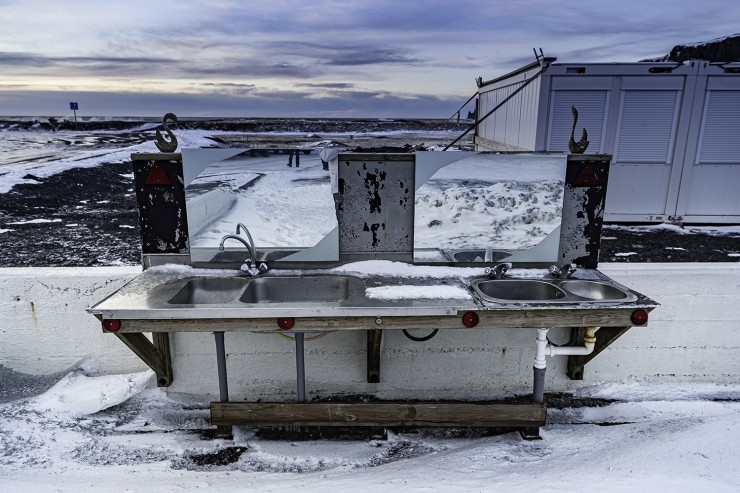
[1,263,738,399]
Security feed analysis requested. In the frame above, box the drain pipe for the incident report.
[532,327,599,403]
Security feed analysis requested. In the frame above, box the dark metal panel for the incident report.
[558,155,611,268]
[131,154,190,256]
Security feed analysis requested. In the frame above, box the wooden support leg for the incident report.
[567,326,632,380]
[115,332,173,387]
[367,329,383,383]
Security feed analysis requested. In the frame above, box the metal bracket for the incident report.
[366,329,383,383]
[115,332,173,387]
[566,326,632,380]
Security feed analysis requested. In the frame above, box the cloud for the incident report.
[295,82,357,89]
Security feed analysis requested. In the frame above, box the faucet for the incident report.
[485,262,511,279]
[549,263,576,279]
[219,224,267,276]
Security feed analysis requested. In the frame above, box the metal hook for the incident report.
[155,112,179,153]
[568,105,590,154]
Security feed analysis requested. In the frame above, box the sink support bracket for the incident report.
[367,329,383,383]
[567,326,632,380]
[115,332,173,387]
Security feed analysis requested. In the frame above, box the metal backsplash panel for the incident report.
[558,154,611,268]
[337,154,415,260]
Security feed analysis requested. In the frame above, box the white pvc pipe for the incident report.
[544,327,599,357]
[534,328,549,369]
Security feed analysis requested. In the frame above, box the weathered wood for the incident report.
[567,326,632,380]
[367,329,383,383]
[152,332,174,387]
[121,307,652,333]
[210,401,547,427]
[115,333,172,386]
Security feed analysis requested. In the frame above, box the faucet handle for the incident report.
[485,262,511,279]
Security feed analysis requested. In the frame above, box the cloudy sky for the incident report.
[0,0,738,118]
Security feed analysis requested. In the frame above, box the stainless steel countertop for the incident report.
[88,263,658,321]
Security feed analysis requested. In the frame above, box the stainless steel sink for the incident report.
[470,277,637,304]
[169,277,249,304]
[449,249,511,263]
[239,275,363,303]
[471,279,567,302]
[559,280,632,301]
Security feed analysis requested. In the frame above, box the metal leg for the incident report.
[214,332,229,402]
[213,331,232,438]
[295,332,306,402]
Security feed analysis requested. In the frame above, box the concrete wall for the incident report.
[1,264,738,399]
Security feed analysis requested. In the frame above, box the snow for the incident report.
[7,218,62,225]
[1,361,739,492]
[607,223,740,237]
[614,252,638,257]
[330,260,486,278]
[0,129,219,193]
[365,284,471,300]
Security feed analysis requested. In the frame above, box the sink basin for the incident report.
[450,250,511,263]
[260,249,301,262]
[559,280,632,301]
[471,279,566,302]
[169,277,249,304]
[239,275,362,304]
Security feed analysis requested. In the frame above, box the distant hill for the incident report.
[643,33,740,62]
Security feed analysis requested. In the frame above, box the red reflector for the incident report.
[145,163,172,185]
[277,317,295,330]
[462,312,479,328]
[631,310,648,326]
[573,164,599,186]
[102,319,121,333]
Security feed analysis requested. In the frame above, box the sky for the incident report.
[0,0,738,118]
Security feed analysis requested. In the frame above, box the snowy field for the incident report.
[1,360,738,492]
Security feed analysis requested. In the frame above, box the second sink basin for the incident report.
[169,277,249,304]
[471,279,567,302]
[559,280,631,301]
[239,275,362,303]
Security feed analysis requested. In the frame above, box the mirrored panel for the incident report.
[414,152,566,263]
[182,148,338,263]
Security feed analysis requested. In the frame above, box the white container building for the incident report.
[473,58,740,223]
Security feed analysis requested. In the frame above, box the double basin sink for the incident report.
[165,274,636,306]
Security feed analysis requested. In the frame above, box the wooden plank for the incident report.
[121,307,653,333]
[210,402,547,428]
[152,332,174,387]
[114,333,170,384]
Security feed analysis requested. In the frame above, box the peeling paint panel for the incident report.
[337,154,415,259]
[132,156,190,255]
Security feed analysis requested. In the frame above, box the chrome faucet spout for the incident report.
[219,234,251,254]
[235,223,257,261]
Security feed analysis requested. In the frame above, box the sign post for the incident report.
[69,102,79,130]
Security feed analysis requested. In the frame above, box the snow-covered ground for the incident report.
[1,360,738,492]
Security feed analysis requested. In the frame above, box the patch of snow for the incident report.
[0,228,14,233]
[7,218,62,225]
[366,285,471,300]
[665,247,686,251]
[607,223,740,237]
[330,260,486,278]
[119,225,135,229]
[728,253,740,257]
[30,370,153,416]
[614,252,638,257]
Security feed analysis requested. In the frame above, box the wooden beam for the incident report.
[567,326,632,380]
[121,307,653,333]
[115,333,173,387]
[210,401,546,428]
[367,329,383,383]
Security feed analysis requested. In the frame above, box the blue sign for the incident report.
[69,102,79,110]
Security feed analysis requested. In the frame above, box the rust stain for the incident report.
[29,301,37,324]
